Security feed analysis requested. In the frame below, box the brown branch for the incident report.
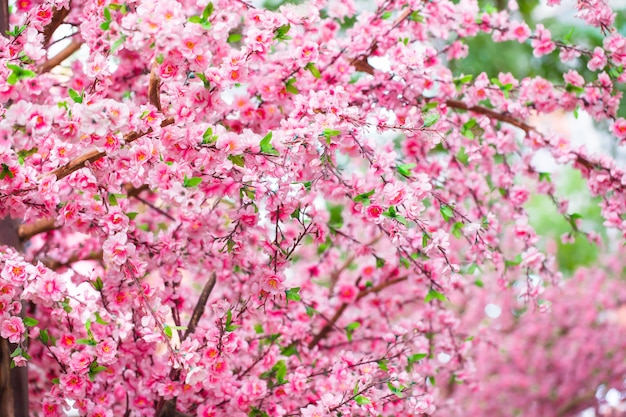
[444,99,535,133]
[41,251,102,270]
[0,0,8,39]
[38,40,82,74]
[42,5,71,46]
[49,117,174,180]
[156,273,217,417]
[17,218,57,241]
[149,66,162,112]
[356,275,408,301]
[556,390,596,417]
[183,272,217,340]
[309,274,410,350]
[308,302,347,349]
[17,185,148,242]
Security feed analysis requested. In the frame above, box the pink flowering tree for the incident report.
[0,0,625,416]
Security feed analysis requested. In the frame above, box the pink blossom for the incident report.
[261,274,284,293]
[531,24,556,57]
[611,118,626,143]
[1,317,24,343]
[337,284,358,303]
[103,233,136,266]
[588,47,607,71]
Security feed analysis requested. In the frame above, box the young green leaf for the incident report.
[424,288,446,303]
[260,132,279,155]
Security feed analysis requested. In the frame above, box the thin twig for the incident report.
[183,273,217,340]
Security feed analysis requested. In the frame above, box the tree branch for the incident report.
[17,218,57,241]
[444,99,535,133]
[149,66,162,112]
[48,117,175,180]
[42,5,71,46]
[183,272,217,340]
[38,40,82,74]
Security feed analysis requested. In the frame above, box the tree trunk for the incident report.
[0,218,29,417]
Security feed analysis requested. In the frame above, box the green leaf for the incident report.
[10,347,22,358]
[408,10,423,22]
[103,6,111,21]
[305,305,318,317]
[345,322,360,331]
[23,317,39,327]
[228,154,245,167]
[280,343,298,357]
[424,288,446,303]
[565,83,584,94]
[504,254,523,267]
[456,146,469,166]
[163,325,173,338]
[202,126,217,144]
[397,163,416,177]
[0,164,15,180]
[111,35,126,54]
[285,78,298,94]
[202,2,214,20]
[387,382,404,398]
[260,132,279,155]
[382,205,397,219]
[228,33,242,43]
[408,353,428,363]
[377,360,388,371]
[94,312,109,325]
[461,118,477,139]
[353,380,359,395]
[327,203,344,229]
[254,323,264,334]
[454,74,474,89]
[353,189,375,205]
[538,172,551,182]
[322,129,341,144]
[423,113,439,128]
[285,287,301,303]
[354,395,371,405]
[375,257,385,268]
[183,176,203,188]
[422,233,429,248]
[76,338,96,346]
[273,360,287,384]
[108,193,118,206]
[274,24,291,41]
[440,205,454,222]
[451,221,463,239]
[100,21,110,31]
[345,321,360,341]
[39,329,49,345]
[188,15,202,24]
[304,62,321,79]
[126,212,138,220]
[68,88,83,103]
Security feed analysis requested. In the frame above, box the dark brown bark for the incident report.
[0,218,29,417]
[1,3,30,415]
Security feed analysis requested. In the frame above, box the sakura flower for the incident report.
[261,274,284,293]
[1,317,25,343]
[103,232,136,266]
